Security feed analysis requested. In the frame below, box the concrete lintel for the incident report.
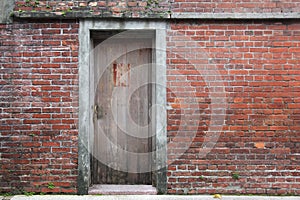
[0,0,15,23]
[88,19,166,30]
[13,11,171,19]
[13,10,300,20]
[171,12,300,19]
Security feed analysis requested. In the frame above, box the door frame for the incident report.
[78,19,167,194]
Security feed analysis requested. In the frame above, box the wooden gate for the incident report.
[91,32,153,185]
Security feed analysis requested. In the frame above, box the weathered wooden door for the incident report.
[91,34,153,185]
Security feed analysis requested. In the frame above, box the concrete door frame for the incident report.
[78,19,167,195]
[0,0,15,23]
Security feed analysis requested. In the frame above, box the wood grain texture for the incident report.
[92,37,153,184]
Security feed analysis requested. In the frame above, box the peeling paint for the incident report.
[113,63,130,87]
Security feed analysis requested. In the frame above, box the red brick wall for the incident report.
[0,20,79,194]
[167,20,300,195]
[172,0,300,13]
[14,0,170,18]
[13,0,300,18]
[0,18,300,195]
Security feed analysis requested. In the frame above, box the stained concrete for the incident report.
[12,10,300,19]
[9,195,300,200]
[88,185,157,195]
[0,0,15,23]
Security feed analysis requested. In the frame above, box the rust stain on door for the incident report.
[113,63,130,87]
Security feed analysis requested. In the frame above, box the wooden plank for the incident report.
[92,37,153,184]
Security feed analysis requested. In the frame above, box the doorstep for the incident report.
[88,185,157,195]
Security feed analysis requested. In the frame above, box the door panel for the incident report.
[91,37,153,184]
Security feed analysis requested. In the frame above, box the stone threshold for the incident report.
[88,185,157,195]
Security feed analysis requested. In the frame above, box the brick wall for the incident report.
[14,0,170,18]
[167,20,300,195]
[13,0,300,19]
[1,2,300,195]
[172,0,300,13]
[0,20,79,194]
